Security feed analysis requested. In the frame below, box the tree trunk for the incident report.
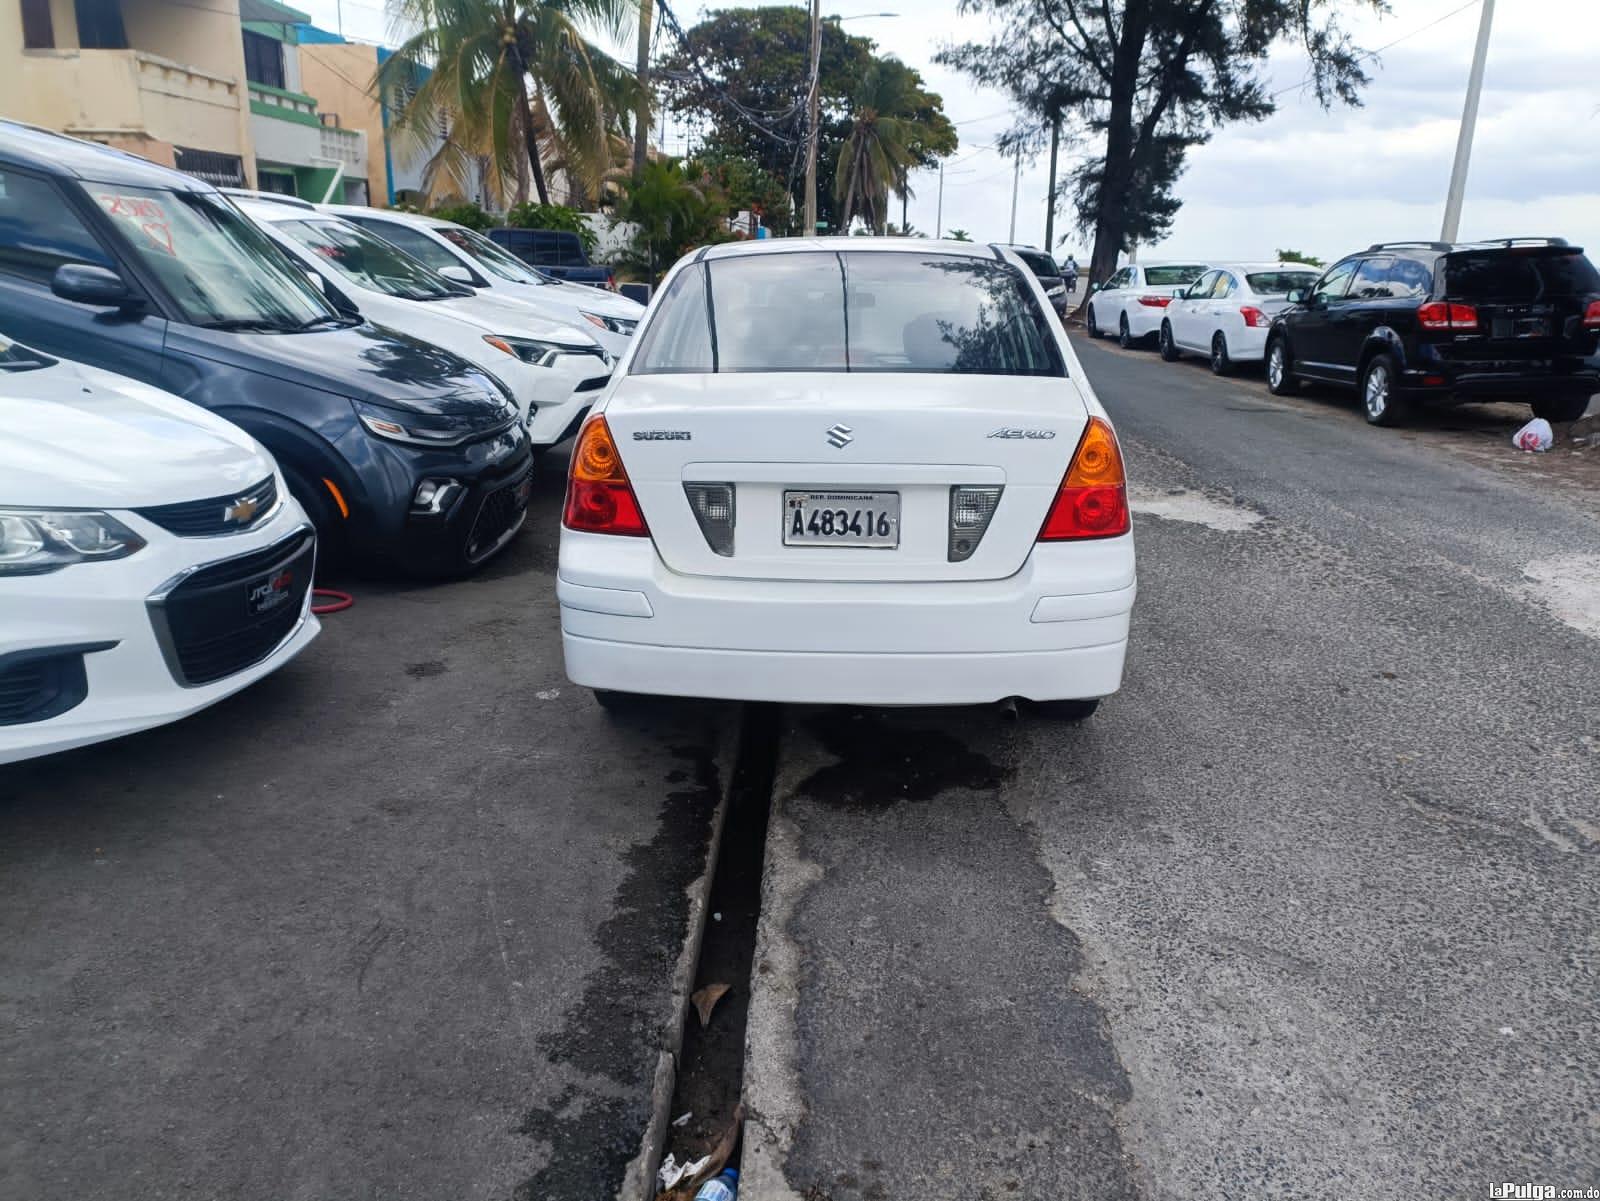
[632,0,654,177]
[1083,0,1150,301]
[512,56,550,206]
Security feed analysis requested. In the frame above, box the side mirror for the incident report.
[52,263,142,310]
[437,264,476,286]
[1172,287,1188,299]
[1286,289,1306,304]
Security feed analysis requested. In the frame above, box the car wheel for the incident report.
[1361,352,1410,426]
[1266,338,1298,395]
[1118,313,1133,349]
[1033,698,1100,722]
[1159,321,1180,362]
[593,688,653,715]
[1086,305,1101,338]
[1210,332,1233,376]
[1531,395,1591,423]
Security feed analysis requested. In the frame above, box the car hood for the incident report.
[434,292,602,347]
[536,279,644,318]
[167,320,513,418]
[0,357,275,509]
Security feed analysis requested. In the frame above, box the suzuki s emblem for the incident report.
[223,495,260,524]
[825,423,854,449]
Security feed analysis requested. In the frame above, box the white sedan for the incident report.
[318,205,645,360]
[1085,261,1207,347]
[0,338,318,764]
[558,239,1136,716]
[1159,262,1322,374]
[232,196,612,449]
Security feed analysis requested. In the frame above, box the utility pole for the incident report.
[1043,111,1060,251]
[1007,151,1020,243]
[1441,0,1494,242]
[935,163,943,238]
[632,0,654,176]
[802,0,823,236]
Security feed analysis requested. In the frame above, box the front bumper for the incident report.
[0,499,320,765]
[557,532,1136,705]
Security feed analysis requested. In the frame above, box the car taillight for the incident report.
[563,415,648,536]
[1038,417,1129,541]
[1584,300,1600,328]
[1240,305,1269,328]
[1418,301,1479,330]
[1136,295,1173,307]
[607,272,618,292]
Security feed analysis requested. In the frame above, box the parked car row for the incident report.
[0,120,645,764]
[1089,240,1600,426]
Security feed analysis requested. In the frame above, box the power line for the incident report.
[1270,0,1482,99]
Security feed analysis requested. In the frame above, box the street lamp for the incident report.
[804,10,901,237]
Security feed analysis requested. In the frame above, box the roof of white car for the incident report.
[696,237,1012,262]
[1211,261,1322,273]
[317,204,462,232]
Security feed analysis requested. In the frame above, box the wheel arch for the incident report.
[1357,328,1407,379]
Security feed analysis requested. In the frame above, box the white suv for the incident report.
[319,206,645,359]
[0,337,318,763]
[1086,261,1207,348]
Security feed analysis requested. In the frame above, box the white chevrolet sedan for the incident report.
[1158,262,1322,373]
[557,239,1136,717]
[1,338,318,764]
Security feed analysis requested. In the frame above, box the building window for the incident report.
[257,170,298,197]
[20,0,54,47]
[174,147,246,189]
[242,30,286,89]
[73,0,128,49]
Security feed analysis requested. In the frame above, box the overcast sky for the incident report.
[297,0,1599,265]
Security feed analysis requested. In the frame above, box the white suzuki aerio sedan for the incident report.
[1,336,318,764]
[557,239,1136,717]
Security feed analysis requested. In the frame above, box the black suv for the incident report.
[0,122,533,575]
[1265,239,1600,425]
[998,244,1070,316]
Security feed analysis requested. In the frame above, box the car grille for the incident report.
[148,529,315,686]
[136,475,279,537]
[465,465,533,564]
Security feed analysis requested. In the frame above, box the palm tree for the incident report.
[833,60,922,235]
[946,228,972,242]
[380,0,638,207]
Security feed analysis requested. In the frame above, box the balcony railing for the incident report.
[319,125,366,168]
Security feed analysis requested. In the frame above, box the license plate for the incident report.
[783,491,900,548]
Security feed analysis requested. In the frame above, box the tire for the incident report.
[1086,305,1101,338]
[1158,321,1181,362]
[593,688,653,715]
[1210,332,1233,376]
[1266,337,1299,396]
[1361,352,1410,426]
[1033,698,1100,722]
[281,465,349,573]
[1531,395,1591,423]
[1118,313,1133,349]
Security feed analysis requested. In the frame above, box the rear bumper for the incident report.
[1404,350,1600,400]
[1125,305,1167,338]
[557,531,1135,704]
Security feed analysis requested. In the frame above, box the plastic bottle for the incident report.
[693,1168,739,1200]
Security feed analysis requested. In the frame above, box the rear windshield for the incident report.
[1012,249,1060,277]
[1246,270,1319,295]
[1445,251,1600,300]
[631,251,1065,377]
[1145,265,1206,287]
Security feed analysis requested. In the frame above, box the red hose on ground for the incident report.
[311,588,354,615]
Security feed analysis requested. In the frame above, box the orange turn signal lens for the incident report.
[572,415,627,483]
[1063,417,1125,488]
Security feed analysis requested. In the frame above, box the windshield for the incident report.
[434,225,551,285]
[1144,265,1207,287]
[633,251,1064,377]
[1247,270,1320,296]
[0,333,54,372]
[1013,250,1060,277]
[93,186,336,329]
[1444,251,1600,301]
[275,217,462,302]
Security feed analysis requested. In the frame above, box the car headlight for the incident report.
[352,397,516,448]
[0,509,146,576]
[483,335,596,368]
[580,312,637,336]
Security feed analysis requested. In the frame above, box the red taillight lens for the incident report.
[1583,300,1600,328]
[563,415,648,536]
[1136,295,1173,307]
[1038,417,1130,541]
[1240,305,1269,328]
[1418,301,1479,330]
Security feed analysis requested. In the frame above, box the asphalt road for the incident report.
[743,334,1600,1200]
[0,466,739,1201]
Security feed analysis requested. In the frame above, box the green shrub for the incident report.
[428,202,495,231]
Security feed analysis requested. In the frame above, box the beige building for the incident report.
[0,0,281,185]
[296,38,387,207]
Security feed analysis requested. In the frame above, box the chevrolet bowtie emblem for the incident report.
[224,495,260,524]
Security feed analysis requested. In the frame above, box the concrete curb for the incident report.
[615,716,740,1201]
